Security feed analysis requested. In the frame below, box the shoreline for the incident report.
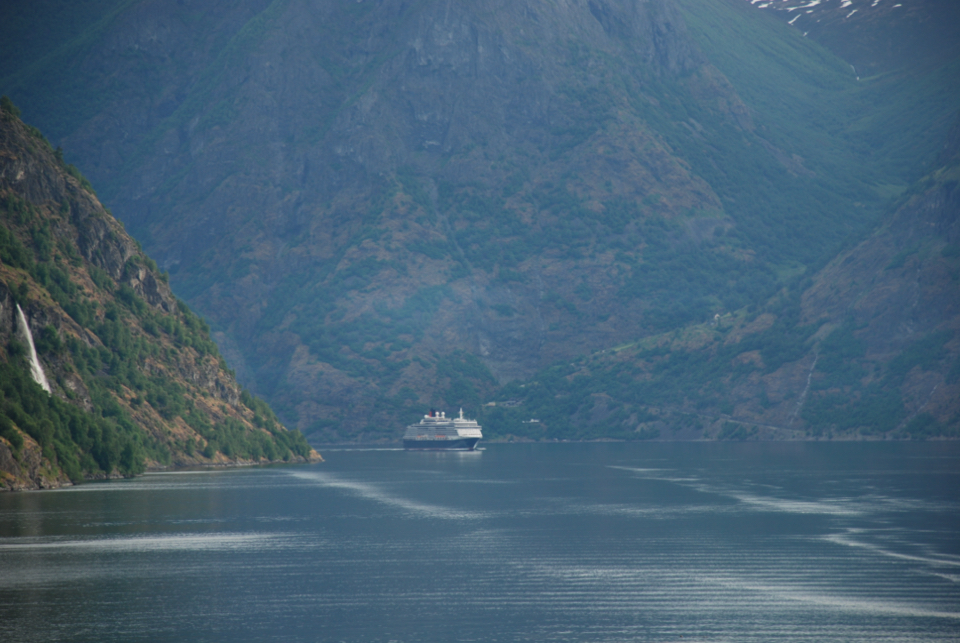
[308,434,959,449]
[1,451,323,493]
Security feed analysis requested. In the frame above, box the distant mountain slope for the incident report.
[742,0,960,76]
[0,99,318,490]
[1,0,957,441]
[480,118,960,441]
[794,118,960,437]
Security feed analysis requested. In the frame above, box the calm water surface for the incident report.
[1,442,959,642]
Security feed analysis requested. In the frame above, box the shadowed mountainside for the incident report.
[0,100,318,489]
[745,0,960,77]
[479,118,960,441]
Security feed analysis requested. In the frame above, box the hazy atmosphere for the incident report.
[2,1,959,641]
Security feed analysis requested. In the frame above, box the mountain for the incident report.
[1,0,957,442]
[0,99,319,490]
[479,116,960,441]
[743,0,960,76]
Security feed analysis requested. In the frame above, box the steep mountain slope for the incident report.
[0,100,318,489]
[795,119,960,437]
[2,0,957,441]
[481,118,960,441]
[744,0,960,76]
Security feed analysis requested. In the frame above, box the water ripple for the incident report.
[288,470,486,520]
[0,532,286,553]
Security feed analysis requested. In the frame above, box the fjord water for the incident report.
[1,443,958,642]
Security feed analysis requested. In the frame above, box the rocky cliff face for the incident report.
[0,429,68,491]
[1,116,177,313]
[0,103,318,490]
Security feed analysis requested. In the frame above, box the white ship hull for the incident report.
[402,436,481,450]
[403,409,482,450]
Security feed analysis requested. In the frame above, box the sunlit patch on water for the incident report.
[706,575,960,620]
[287,470,488,520]
[607,464,954,518]
[553,500,738,519]
[0,532,287,553]
[822,529,960,568]
[723,491,864,516]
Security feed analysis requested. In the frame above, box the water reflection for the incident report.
[1,442,958,642]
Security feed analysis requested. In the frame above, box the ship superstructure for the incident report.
[403,408,482,450]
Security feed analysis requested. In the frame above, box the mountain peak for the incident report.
[744,0,960,74]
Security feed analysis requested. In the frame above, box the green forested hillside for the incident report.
[0,99,317,489]
[480,117,960,441]
[1,0,957,442]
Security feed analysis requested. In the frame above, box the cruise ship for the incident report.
[403,408,482,450]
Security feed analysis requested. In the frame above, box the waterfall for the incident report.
[788,352,817,428]
[16,303,52,394]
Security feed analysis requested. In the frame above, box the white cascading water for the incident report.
[16,303,52,394]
